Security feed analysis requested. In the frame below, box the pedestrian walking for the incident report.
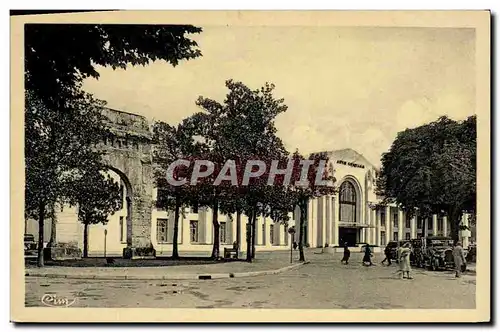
[397,242,413,279]
[381,245,392,266]
[340,243,350,264]
[452,241,467,278]
[362,244,373,266]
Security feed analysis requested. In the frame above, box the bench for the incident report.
[224,247,238,259]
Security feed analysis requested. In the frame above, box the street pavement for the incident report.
[25,250,475,309]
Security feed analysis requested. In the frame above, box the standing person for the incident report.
[397,242,413,279]
[452,241,467,278]
[362,244,373,266]
[340,243,350,265]
[381,244,392,266]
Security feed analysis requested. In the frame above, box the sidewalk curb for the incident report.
[25,262,306,281]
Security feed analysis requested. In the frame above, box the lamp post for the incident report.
[288,226,296,264]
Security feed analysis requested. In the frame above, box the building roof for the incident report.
[318,148,378,170]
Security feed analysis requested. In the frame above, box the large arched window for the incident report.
[339,181,357,223]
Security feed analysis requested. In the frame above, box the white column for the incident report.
[333,195,339,246]
[443,216,448,237]
[385,206,391,241]
[308,199,314,247]
[322,196,327,247]
[375,208,381,246]
[325,195,331,245]
[370,208,376,245]
[398,209,404,240]
[410,215,417,239]
[432,214,438,235]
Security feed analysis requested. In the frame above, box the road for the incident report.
[25,252,475,309]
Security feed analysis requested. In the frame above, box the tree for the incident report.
[25,24,202,111]
[25,24,203,265]
[152,120,208,259]
[289,151,336,261]
[25,90,108,266]
[376,116,476,242]
[192,80,289,261]
[70,171,122,258]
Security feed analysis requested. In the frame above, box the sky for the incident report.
[82,26,476,167]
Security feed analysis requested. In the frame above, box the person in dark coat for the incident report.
[381,245,392,266]
[363,244,373,266]
[340,243,351,264]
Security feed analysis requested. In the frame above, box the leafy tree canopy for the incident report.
[376,115,476,240]
[25,24,203,110]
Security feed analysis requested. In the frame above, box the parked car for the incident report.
[24,233,37,257]
[467,243,476,263]
[421,236,455,271]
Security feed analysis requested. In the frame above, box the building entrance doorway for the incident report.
[339,227,358,246]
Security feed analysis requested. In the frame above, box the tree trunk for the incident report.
[236,209,241,252]
[246,210,253,262]
[211,200,220,259]
[298,199,306,262]
[172,195,181,259]
[37,201,45,267]
[251,206,257,259]
[83,222,89,258]
[448,207,462,243]
[48,204,57,246]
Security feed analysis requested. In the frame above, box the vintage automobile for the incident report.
[24,233,37,257]
[466,243,476,263]
[421,236,455,271]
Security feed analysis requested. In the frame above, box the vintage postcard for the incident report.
[10,10,490,323]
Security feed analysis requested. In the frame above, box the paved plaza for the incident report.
[25,251,475,309]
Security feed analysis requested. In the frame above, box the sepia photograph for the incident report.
[10,10,490,323]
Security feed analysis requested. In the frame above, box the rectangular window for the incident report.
[417,216,422,229]
[220,222,226,244]
[405,215,411,229]
[405,232,411,240]
[417,233,423,239]
[119,216,125,243]
[270,225,274,245]
[380,210,386,227]
[437,217,443,231]
[393,232,398,241]
[381,231,386,246]
[428,218,433,230]
[393,211,398,228]
[156,218,168,243]
[190,220,198,243]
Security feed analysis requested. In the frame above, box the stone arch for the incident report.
[100,108,155,258]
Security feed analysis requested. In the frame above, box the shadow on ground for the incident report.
[24,256,244,268]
